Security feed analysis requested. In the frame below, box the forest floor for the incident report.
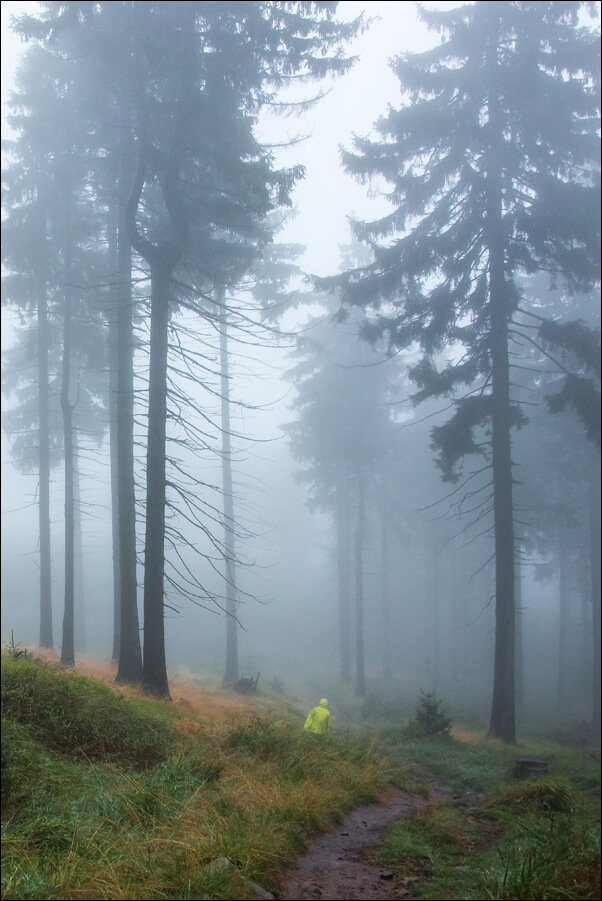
[3,649,600,900]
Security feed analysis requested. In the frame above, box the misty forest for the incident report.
[1,2,600,900]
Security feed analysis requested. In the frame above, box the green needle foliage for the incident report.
[412,691,452,738]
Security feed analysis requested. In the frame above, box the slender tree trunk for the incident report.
[557,539,571,708]
[486,21,516,743]
[450,539,459,684]
[109,309,121,662]
[115,156,142,684]
[354,471,366,697]
[336,469,352,683]
[38,272,53,649]
[487,246,516,742]
[141,261,171,697]
[73,429,86,653]
[107,206,121,661]
[420,527,431,678]
[127,7,191,692]
[431,547,441,687]
[590,459,601,735]
[218,289,239,687]
[515,555,524,706]
[380,498,391,682]
[577,544,591,705]
[60,246,75,667]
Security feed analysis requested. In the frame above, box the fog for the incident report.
[1,1,600,740]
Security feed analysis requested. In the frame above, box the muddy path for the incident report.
[278,786,430,901]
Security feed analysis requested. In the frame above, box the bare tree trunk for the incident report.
[486,20,516,743]
[487,251,516,742]
[380,498,391,681]
[73,429,86,654]
[354,471,366,697]
[431,546,441,687]
[450,538,459,684]
[557,539,571,708]
[141,261,171,697]
[60,244,75,667]
[115,146,142,684]
[107,205,121,661]
[515,555,524,706]
[38,271,53,649]
[336,469,352,683]
[127,1,192,696]
[219,289,239,687]
[109,310,121,662]
[591,459,601,735]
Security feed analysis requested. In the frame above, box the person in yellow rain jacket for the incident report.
[303,698,331,735]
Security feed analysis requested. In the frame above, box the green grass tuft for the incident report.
[2,656,173,769]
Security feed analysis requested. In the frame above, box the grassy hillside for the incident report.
[2,651,600,900]
[1,652,384,900]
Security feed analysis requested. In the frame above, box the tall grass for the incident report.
[2,655,384,900]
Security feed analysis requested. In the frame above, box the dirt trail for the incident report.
[278,786,429,900]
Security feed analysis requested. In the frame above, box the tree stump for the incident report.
[514,755,548,780]
[233,672,260,695]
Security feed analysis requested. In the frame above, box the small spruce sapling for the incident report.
[414,690,452,737]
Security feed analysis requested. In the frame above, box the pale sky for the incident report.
[0,1,451,274]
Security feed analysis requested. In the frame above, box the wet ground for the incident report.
[278,786,429,900]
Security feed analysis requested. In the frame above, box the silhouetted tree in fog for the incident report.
[325,1,600,741]
[124,1,362,696]
[286,307,398,695]
[3,39,110,661]
[2,45,63,651]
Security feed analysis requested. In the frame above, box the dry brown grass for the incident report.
[450,727,482,743]
[26,647,278,734]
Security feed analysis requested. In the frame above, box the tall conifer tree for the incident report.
[329,1,600,740]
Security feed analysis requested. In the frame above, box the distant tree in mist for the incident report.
[2,42,110,659]
[286,305,399,695]
[2,45,63,652]
[512,281,600,732]
[326,1,600,741]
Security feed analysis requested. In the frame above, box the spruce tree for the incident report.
[329,2,600,741]
[125,2,362,696]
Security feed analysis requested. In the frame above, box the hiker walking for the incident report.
[303,698,331,735]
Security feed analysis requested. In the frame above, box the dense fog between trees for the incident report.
[1,1,600,743]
